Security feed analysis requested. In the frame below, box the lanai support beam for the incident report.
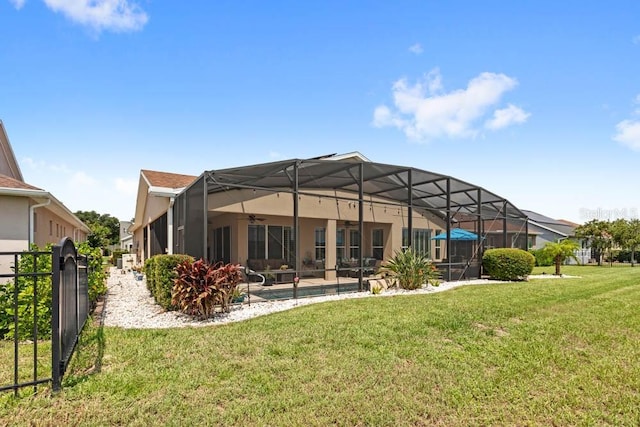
[407,169,413,249]
[503,200,508,248]
[358,162,364,291]
[203,175,208,261]
[477,188,483,279]
[446,178,451,282]
[293,162,300,298]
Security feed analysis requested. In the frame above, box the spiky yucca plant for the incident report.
[381,248,440,290]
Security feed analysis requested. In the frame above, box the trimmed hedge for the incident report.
[144,254,194,310]
[483,248,535,281]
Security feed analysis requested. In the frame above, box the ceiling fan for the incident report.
[247,214,266,223]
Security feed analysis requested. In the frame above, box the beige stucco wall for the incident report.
[133,228,144,263]
[144,195,171,227]
[0,195,29,242]
[32,206,88,248]
[0,196,30,274]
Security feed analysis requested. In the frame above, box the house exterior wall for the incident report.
[134,195,172,262]
[204,189,447,279]
[133,228,144,263]
[528,225,562,249]
[0,196,30,274]
[32,205,88,247]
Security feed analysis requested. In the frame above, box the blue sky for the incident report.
[1,1,639,223]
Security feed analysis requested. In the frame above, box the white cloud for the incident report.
[485,104,531,130]
[114,177,137,196]
[42,0,148,33]
[9,0,26,9]
[373,69,529,140]
[71,171,98,188]
[408,43,423,55]
[613,120,640,151]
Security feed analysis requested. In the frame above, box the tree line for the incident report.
[574,218,640,266]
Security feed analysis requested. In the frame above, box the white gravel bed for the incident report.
[101,268,567,329]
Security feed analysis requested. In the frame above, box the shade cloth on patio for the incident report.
[431,229,478,241]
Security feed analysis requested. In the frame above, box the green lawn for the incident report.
[1,265,640,426]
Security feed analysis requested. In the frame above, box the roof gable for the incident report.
[0,121,24,181]
[141,169,197,189]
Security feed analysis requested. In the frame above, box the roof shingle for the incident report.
[141,169,197,189]
[0,174,43,191]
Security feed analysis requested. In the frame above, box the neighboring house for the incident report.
[119,220,133,251]
[131,152,529,281]
[0,121,91,273]
[522,210,590,264]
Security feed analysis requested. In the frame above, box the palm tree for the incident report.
[541,239,580,275]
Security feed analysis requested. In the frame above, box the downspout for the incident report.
[167,197,175,254]
[29,198,51,246]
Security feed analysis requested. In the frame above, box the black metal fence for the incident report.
[0,237,89,395]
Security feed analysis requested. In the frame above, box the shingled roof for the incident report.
[0,173,43,191]
[141,169,197,189]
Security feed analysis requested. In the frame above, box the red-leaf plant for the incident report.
[172,259,243,319]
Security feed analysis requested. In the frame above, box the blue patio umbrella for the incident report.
[431,228,478,241]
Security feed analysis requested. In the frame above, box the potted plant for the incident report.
[264,265,275,286]
[231,287,246,303]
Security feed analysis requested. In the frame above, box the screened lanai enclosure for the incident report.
[167,157,528,300]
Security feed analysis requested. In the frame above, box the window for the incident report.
[248,225,266,259]
[372,229,384,260]
[349,229,360,259]
[56,224,59,237]
[314,227,326,260]
[49,220,53,236]
[402,228,432,258]
[434,229,442,259]
[212,226,231,264]
[336,228,345,261]
[402,228,409,250]
[248,224,293,262]
[413,229,431,257]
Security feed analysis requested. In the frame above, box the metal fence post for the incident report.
[51,244,61,392]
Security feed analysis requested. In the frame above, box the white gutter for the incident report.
[29,198,51,245]
[167,196,175,254]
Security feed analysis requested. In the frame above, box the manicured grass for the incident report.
[1,265,640,425]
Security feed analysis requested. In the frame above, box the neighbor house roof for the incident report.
[0,120,23,181]
[0,122,90,235]
[521,209,576,237]
[0,173,43,191]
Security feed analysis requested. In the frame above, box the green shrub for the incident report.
[483,248,535,281]
[78,242,107,305]
[172,259,243,318]
[0,243,106,340]
[381,248,441,290]
[529,248,554,267]
[110,249,128,266]
[144,256,157,293]
[0,245,53,340]
[145,254,193,310]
